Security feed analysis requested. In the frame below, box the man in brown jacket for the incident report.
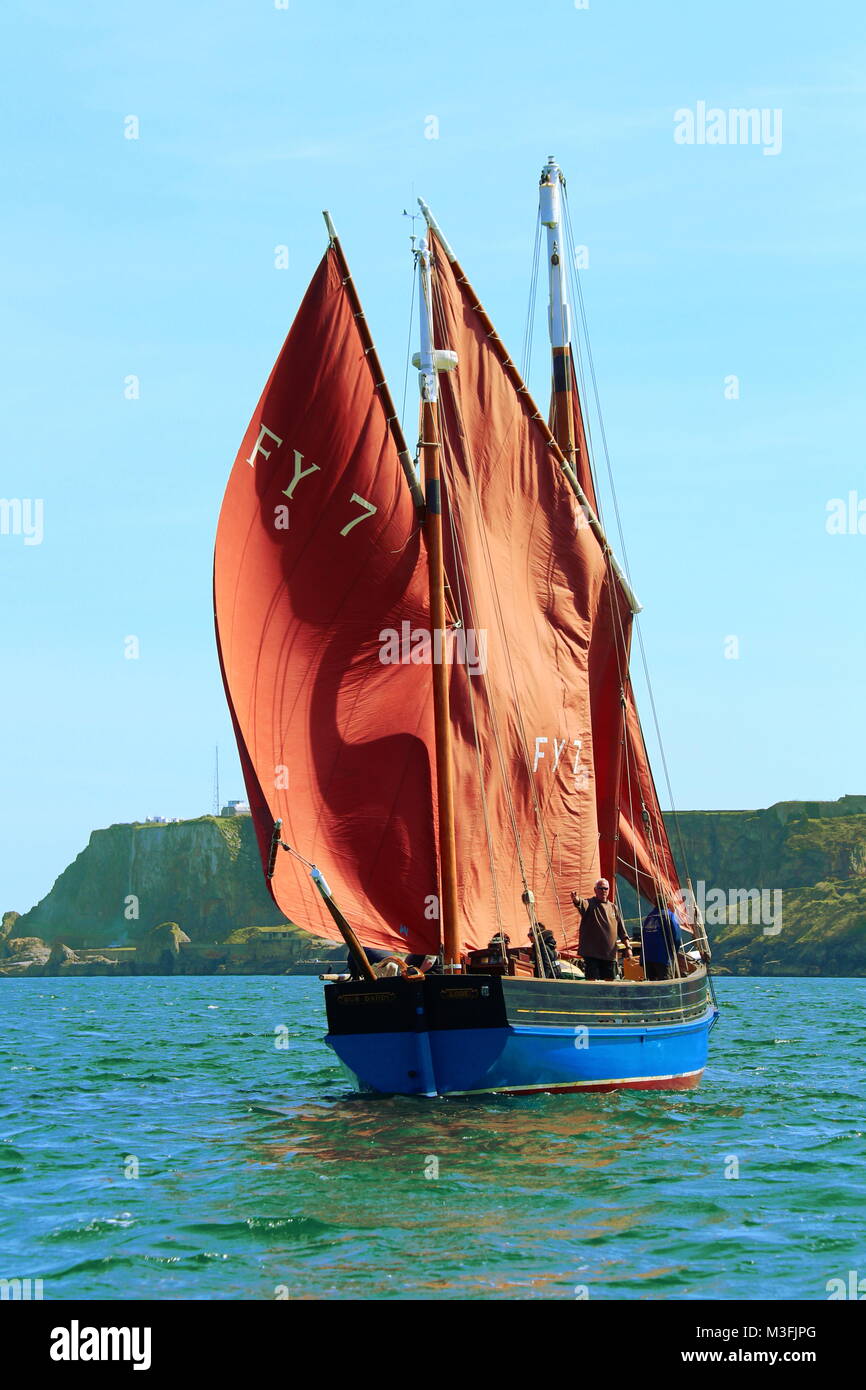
[570,878,633,981]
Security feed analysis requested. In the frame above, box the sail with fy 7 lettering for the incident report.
[214,246,442,956]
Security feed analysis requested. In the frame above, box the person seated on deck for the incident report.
[570,879,633,981]
[487,932,510,966]
[529,923,561,978]
[641,899,689,980]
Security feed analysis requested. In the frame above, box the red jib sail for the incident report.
[428,232,614,949]
[214,247,441,955]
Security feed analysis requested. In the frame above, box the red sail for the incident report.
[214,248,441,955]
[588,568,633,887]
[550,348,682,909]
[429,234,614,951]
[617,683,681,906]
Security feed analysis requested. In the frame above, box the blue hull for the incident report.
[324,973,718,1097]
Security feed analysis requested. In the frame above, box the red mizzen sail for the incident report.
[549,345,682,910]
[214,247,441,955]
[429,232,613,950]
[616,680,681,906]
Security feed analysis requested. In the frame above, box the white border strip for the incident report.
[447,1067,704,1097]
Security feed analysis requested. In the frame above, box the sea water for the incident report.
[0,976,862,1301]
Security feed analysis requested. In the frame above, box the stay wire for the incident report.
[521,214,543,383]
[400,256,419,439]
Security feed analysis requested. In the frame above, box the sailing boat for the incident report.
[214,158,719,1097]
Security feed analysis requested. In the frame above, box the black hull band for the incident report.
[325,969,711,1037]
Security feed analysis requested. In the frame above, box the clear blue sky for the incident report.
[1,0,864,913]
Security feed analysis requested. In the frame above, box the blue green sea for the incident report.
[1,976,862,1301]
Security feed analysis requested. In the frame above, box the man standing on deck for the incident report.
[641,898,686,980]
[570,879,633,981]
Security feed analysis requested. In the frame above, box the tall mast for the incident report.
[539,156,576,464]
[540,159,638,910]
[416,238,461,972]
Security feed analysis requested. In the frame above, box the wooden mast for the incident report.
[416,238,462,972]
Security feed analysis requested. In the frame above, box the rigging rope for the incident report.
[400,255,419,438]
[521,215,543,383]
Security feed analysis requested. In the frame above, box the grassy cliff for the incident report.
[8,797,866,974]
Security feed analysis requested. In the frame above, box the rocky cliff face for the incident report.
[0,911,20,953]
[14,817,283,947]
[670,796,866,891]
[8,798,866,974]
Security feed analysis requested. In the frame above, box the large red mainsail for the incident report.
[214,247,441,955]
